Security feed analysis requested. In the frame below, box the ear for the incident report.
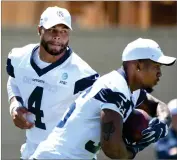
[136,60,145,71]
[136,60,141,71]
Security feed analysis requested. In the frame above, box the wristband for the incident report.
[9,100,22,115]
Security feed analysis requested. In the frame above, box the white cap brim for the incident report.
[152,55,176,66]
[43,20,72,30]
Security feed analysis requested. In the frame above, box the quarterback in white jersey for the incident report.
[6,6,98,159]
[31,38,176,159]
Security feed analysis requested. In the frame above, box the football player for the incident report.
[30,38,176,159]
[6,6,99,159]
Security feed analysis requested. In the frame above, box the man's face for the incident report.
[39,24,70,56]
[137,60,162,90]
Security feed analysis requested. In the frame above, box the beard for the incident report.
[41,39,69,56]
[144,87,154,93]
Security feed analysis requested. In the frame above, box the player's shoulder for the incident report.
[98,70,131,98]
[8,43,38,60]
[70,51,97,75]
[90,70,133,119]
[68,50,99,95]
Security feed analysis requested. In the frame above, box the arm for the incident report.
[101,109,133,159]
[7,77,23,115]
[6,51,23,114]
[133,93,169,146]
[7,75,34,129]
[9,96,24,114]
[137,93,171,127]
[93,85,142,158]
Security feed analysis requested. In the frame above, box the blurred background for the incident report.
[2,1,177,160]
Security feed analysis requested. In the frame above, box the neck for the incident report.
[39,46,66,63]
[124,68,141,92]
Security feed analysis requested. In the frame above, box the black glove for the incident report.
[123,117,168,159]
[138,117,168,145]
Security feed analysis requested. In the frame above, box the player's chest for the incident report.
[15,64,76,102]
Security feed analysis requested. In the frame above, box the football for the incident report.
[123,109,151,142]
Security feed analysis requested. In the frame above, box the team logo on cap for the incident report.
[57,11,64,18]
[44,17,48,22]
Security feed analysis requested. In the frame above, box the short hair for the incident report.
[138,59,152,67]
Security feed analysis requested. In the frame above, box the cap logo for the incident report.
[44,17,48,22]
[57,11,64,18]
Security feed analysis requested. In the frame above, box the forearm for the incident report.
[9,96,23,115]
[7,77,21,102]
[7,77,23,114]
[101,109,133,159]
[116,142,134,159]
[102,140,133,159]
[156,102,171,127]
[147,93,171,126]
[139,93,171,126]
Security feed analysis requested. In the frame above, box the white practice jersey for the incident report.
[31,69,147,159]
[6,44,99,144]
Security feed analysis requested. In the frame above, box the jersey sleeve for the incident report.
[71,52,100,95]
[74,73,99,94]
[73,60,100,95]
[6,48,24,102]
[94,88,133,121]
[7,76,21,102]
[6,50,15,78]
[6,44,36,78]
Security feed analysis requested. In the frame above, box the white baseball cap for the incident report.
[39,6,72,30]
[168,99,177,115]
[122,38,176,66]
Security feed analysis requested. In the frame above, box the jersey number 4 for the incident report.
[28,86,46,130]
